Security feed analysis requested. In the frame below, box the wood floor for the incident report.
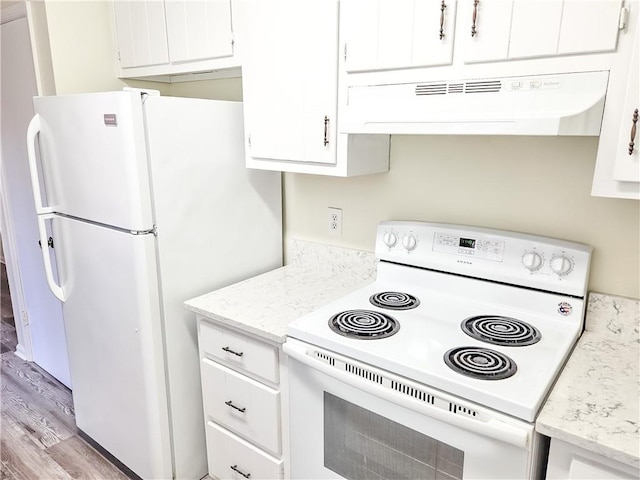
[0,261,134,480]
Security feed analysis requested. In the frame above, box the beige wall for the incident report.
[42,0,168,95]
[34,1,640,300]
[284,135,640,299]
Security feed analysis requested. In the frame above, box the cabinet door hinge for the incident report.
[619,3,630,30]
[21,311,29,326]
[343,43,348,62]
[247,135,252,149]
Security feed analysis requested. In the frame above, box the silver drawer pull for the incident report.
[222,346,243,357]
[225,400,246,413]
[230,465,251,478]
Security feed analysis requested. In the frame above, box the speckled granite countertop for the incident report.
[536,292,640,469]
[184,239,377,343]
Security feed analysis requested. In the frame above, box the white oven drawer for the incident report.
[198,318,279,384]
[201,358,281,455]
[205,421,284,480]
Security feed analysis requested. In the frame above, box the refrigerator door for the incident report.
[51,214,172,480]
[30,91,153,231]
[144,96,283,479]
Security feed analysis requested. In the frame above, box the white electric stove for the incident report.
[284,221,592,480]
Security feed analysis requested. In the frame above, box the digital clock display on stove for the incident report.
[459,237,476,249]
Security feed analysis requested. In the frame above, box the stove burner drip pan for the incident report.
[369,291,420,310]
[462,316,541,346]
[329,310,400,339]
[444,346,517,380]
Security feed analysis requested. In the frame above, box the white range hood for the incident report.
[341,71,609,136]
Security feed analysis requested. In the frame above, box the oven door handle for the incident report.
[283,339,531,449]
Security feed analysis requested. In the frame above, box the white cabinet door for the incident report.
[242,0,338,165]
[113,1,169,68]
[462,0,513,63]
[164,0,234,63]
[342,0,455,73]
[613,31,639,182]
[558,0,623,55]
[508,0,563,59]
[463,0,623,63]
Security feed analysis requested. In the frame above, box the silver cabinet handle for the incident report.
[323,116,330,146]
[471,0,479,37]
[230,465,251,478]
[440,1,447,40]
[225,400,246,413]
[222,346,243,357]
[629,108,638,155]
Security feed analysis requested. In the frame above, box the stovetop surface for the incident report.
[287,262,584,422]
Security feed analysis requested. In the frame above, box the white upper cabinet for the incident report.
[242,0,336,165]
[464,0,623,63]
[113,1,169,68]
[242,0,389,176]
[468,0,622,62]
[342,0,457,72]
[612,28,639,184]
[164,1,233,63]
[557,0,623,55]
[591,6,639,199]
[341,0,625,71]
[461,0,513,63]
[113,0,241,80]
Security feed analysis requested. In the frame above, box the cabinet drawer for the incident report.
[201,358,281,455]
[206,421,284,480]
[199,319,279,384]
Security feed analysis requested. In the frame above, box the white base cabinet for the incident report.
[546,438,639,479]
[197,318,287,480]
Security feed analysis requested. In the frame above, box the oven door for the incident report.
[284,338,545,480]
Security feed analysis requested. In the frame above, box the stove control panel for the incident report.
[376,221,592,298]
[434,233,505,261]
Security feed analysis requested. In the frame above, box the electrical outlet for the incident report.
[328,207,342,236]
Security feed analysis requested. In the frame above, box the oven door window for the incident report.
[324,392,463,480]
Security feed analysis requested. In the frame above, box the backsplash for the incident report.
[285,238,377,282]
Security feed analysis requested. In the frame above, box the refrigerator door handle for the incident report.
[36,214,65,302]
[26,114,54,215]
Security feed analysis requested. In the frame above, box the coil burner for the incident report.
[329,310,400,339]
[369,291,420,310]
[444,346,517,380]
[462,316,541,347]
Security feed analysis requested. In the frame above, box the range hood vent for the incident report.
[343,71,609,136]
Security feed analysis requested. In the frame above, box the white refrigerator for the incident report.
[25,90,282,479]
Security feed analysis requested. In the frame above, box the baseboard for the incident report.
[14,343,27,361]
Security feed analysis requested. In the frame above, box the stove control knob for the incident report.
[522,251,543,271]
[383,231,398,248]
[549,255,574,276]
[402,234,418,252]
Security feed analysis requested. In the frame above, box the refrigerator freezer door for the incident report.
[51,214,172,479]
[31,91,153,231]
